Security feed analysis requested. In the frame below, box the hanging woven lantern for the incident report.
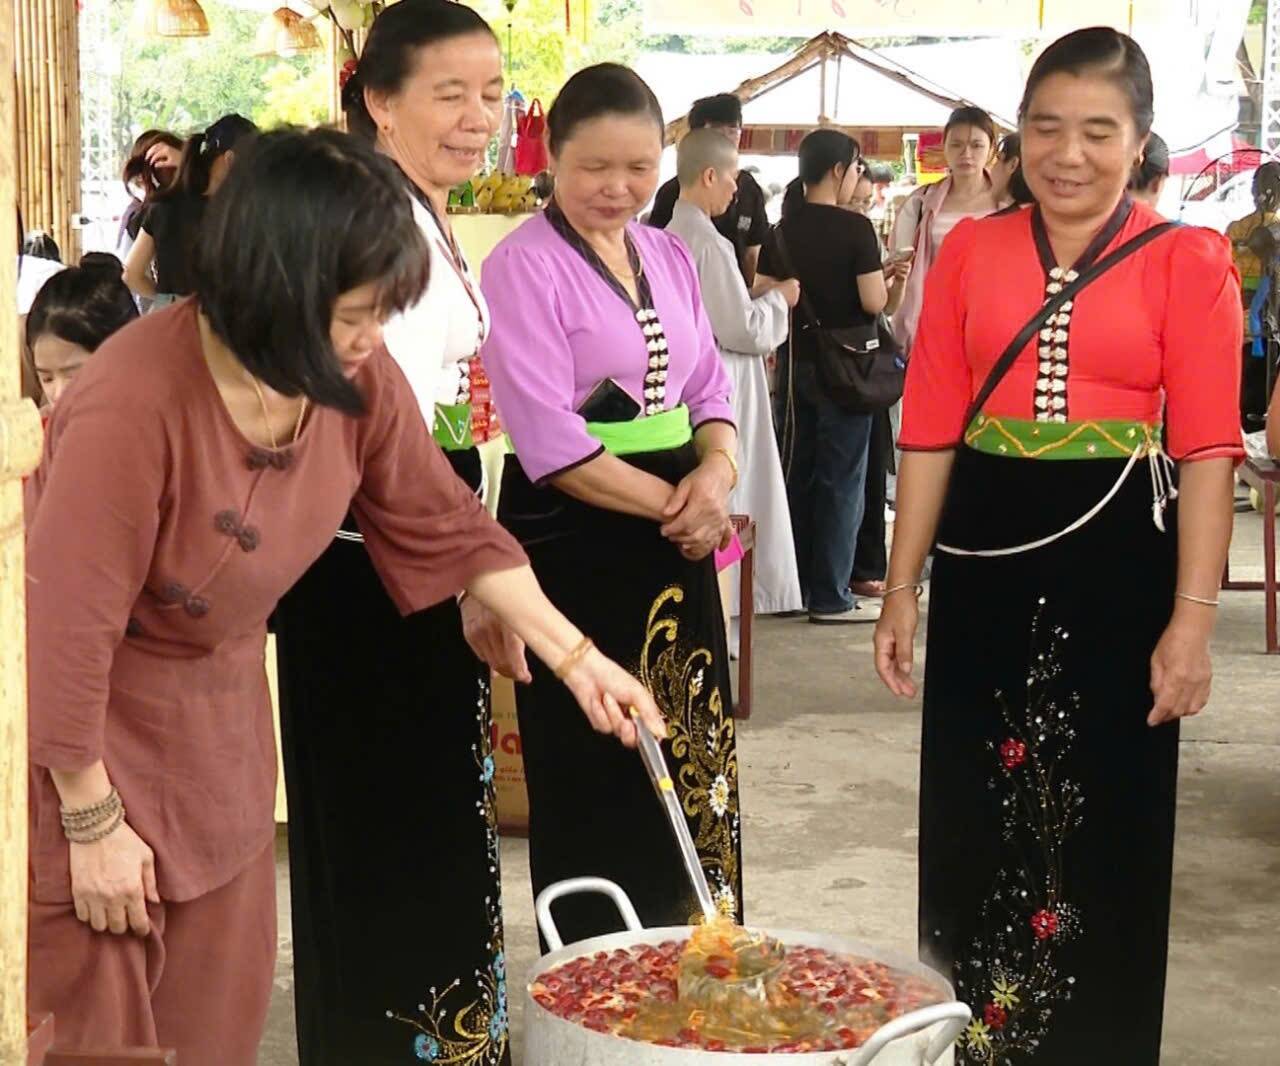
[153,0,210,38]
[253,7,323,57]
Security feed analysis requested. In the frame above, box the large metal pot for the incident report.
[525,879,971,1066]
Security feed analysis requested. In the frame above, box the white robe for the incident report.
[667,200,802,617]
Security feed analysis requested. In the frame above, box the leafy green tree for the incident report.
[109,0,327,166]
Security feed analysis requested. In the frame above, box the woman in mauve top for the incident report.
[24,128,662,1066]
[874,31,1241,1065]
[482,64,745,946]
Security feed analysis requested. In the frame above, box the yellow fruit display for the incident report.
[471,172,540,214]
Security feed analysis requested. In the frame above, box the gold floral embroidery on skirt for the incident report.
[639,586,742,921]
[388,677,510,1064]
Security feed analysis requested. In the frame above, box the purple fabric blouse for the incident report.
[480,212,735,483]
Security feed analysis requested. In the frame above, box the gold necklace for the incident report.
[247,373,307,450]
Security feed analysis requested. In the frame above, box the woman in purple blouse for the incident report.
[482,63,744,944]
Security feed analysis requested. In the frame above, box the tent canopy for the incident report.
[648,33,1021,152]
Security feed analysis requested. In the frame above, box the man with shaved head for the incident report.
[667,128,803,629]
[647,94,769,285]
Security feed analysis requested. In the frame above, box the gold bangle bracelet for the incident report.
[709,447,739,489]
[553,636,595,680]
[1176,592,1220,608]
[884,582,924,599]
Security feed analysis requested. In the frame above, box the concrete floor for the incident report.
[259,503,1280,1065]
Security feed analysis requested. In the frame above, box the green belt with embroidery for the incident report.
[585,404,693,456]
[433,402,474,452]
[965,413,1162,460]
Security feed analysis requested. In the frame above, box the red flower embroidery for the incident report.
[1030,909,1059,940]
[983,1002,1008,1030]
[999,738,1027,770]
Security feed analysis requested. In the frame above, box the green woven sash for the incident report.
[965,414,1161,460]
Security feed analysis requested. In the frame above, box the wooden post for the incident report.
[13,0,81,259]
[1,0,46,1061]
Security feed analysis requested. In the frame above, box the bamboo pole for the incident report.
[13,0,80,257]
[0,0,44,1060]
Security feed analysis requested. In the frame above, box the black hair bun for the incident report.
[79,251,125,277]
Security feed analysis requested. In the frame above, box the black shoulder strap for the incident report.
[962,221,1178,431]
[771,224,827,331]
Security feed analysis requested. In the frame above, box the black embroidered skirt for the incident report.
[919,446,1180,1065]
[499,444,743,950]
[274,448,512,1066]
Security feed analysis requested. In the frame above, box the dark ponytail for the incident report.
[781,177,805,220]
[344,0,497,142]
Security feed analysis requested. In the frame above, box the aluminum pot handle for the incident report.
[845,1001,972,1066]
[535,877,645,951]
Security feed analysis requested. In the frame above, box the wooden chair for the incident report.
[1222,457,1279,654]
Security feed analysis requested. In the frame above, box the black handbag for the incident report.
[772,226,906,413]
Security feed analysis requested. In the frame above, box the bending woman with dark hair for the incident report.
[271,3,522,1063]
[759,129,907,623]
[875,28,1240,1064]
[123,114,255,307]
[24,126,663,1066]
[483,63,744,947]
[116,129,183,261]
[891,106,1005,354]
[26,254,138,409]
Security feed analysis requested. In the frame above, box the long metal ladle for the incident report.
[631,709,720,923]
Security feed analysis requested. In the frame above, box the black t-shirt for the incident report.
[141,193,206,295]
[648,169,770,271]
[759,203,883,332]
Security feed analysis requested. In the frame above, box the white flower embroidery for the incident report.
[709,775,730,818]
[714,882,737,917]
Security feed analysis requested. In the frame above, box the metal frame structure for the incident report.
[1264,0,1280,153]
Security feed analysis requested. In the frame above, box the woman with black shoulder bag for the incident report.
[758,129,909,623]
[876,28,1241,1064]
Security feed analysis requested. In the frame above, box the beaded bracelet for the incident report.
[66,806,127,845]
[60,788,126,843]
[59,787,121,829]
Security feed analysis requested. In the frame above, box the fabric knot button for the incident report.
[214,509,240,535]
[160,581,189,604]
[237,526,261,552]
[247,448,296,472]
[184,596,211,618]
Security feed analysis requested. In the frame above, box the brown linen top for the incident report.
[25,299,527,903]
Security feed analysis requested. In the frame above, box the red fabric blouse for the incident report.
[900,200,1244,462]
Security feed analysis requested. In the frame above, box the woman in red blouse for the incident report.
[874,29,1240,1064]
[24,128,662,1066]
